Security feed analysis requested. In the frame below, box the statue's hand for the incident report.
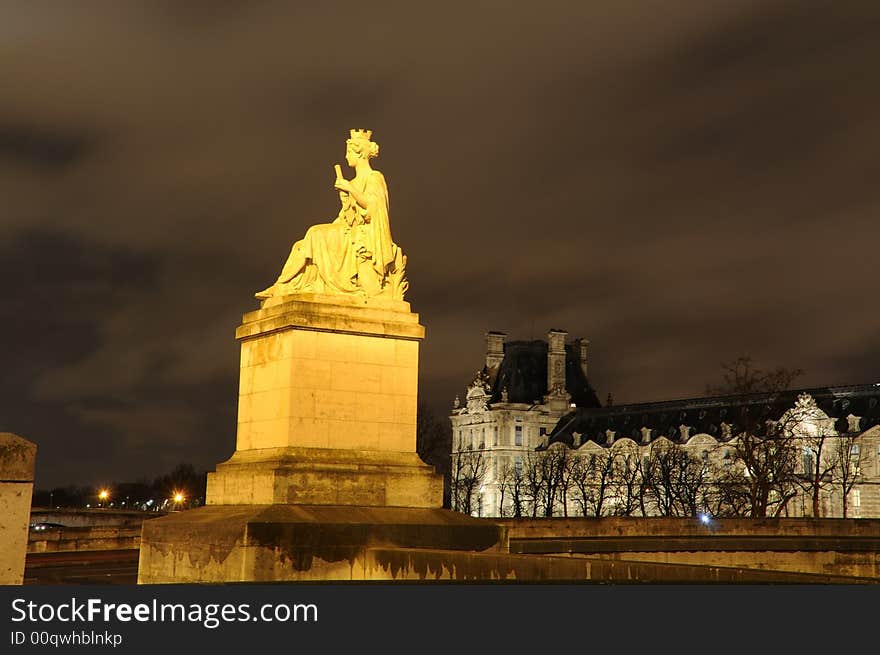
[334,178,353,194]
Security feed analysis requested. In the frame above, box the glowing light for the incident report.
[699,513,711,525]
[173,492,185,504]
[98,489,110,501]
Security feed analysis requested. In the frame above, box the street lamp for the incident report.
[171,491,186,510]
[98,489,110,508]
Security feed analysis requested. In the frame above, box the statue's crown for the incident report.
[349,128,373,141]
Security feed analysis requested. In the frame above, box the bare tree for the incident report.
[674,449,714,517]
[569,455,591,517]
[724,430,799,517]
[704,358,805,517]
[610,446,644,517]
[450,447,486,516]
[497,460,510,518]
[570,450,614,517]
[780,394,839,518]
[639,440,715,517]
[523,453,544,518]
[642,440,682,516]
[706,355,804,396]
[796,432,838,518]
[708,447,754,518]
[833,435,863,518]
[553,447,576,517]
[539,444,576,517]
[497,460,526,518]
[417,403,452,507]
[536,448,565,517]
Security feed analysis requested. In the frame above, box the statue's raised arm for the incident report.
[255,129,408,302]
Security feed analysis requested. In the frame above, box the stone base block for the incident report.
[234,294,424,453]
[0,432,37,585]
[137,505,505,583]
[206,447,444,507]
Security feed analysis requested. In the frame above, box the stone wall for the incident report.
[499,516,880,538]
[29,509,155,528]
[499,517,880,579]
[0,433,37,585]
[28,526,143,553]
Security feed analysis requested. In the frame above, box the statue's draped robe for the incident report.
[272,170,395,295]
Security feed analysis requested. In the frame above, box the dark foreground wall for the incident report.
[25,512,880,582]
[28,526,142,553]
[499,516,880,538]
[499,517,880,579]
[0,433,37,584]
[29,508,160,528]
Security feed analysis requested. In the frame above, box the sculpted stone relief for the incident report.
[465,370,492,414]
[256,129,408,301]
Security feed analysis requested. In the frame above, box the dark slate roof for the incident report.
[548,383,880,448]
[488,340,601,408]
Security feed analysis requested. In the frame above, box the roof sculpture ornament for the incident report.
[794,392,819,413]
[782,392,835,439]
[679,425,691,442]
[465,370,492,414]
[546,382,569,399]
[545,383,880,452]
[256,129,408,301]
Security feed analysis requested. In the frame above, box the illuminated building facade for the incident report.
[451,331,880,518]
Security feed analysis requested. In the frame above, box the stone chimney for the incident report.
[547,329,567,394]
[485,331,506,371]
[574,338,589,378]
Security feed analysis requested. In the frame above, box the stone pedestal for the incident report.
[0,433,37,585]
[138,294,499,583]
[205,293,443,508]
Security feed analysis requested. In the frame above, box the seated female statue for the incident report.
[255,129,407,301]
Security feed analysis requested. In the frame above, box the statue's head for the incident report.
[346,128,379,164]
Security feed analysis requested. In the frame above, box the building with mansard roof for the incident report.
[450,330,880,518]
[449,329,600,517]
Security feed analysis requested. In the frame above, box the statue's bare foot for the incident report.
[255,286,274,299]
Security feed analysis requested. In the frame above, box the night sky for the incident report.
[2,1,879,488]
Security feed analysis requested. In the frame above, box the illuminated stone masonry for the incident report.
[205,293,442,508]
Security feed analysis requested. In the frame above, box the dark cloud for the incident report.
[0,122,96,171]
[0,230,168,485]
[0,230,155,369]
[1,1,878,487]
